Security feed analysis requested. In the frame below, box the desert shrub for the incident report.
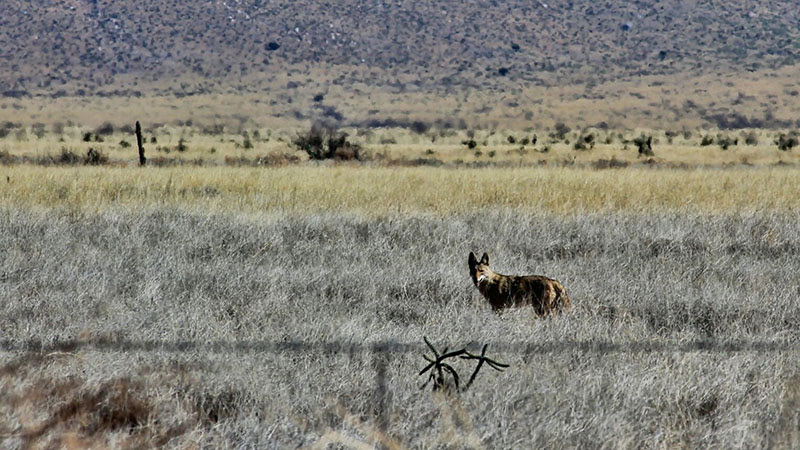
[519,137,530,146]
[507,135,516,144]
[665,130,678,144]
[552,122,571,141]
[634,135,653,156]
[119,140,131,148]
[409,121,430,134]
[202,124,225,135]
[83,132,94,142]
[150,136,157,144]
[744,131,759,146]
[488,150,496,158]
[58,148,82,165]
[0,121,20,139]
[177,138,188,152]
[591,157,629,169]
[776,133,799,151]
[716,134,738,150]
[573,133,595,151]
[462,139,478,149]
[0,150,15,164]
[94,122,115,136]
[700,135,714,146]
[32,123,46,139]
[85,148,108,165]
[242,132,253,149]
[294,123,362,160]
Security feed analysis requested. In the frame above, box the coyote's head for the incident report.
[468,252,492,285]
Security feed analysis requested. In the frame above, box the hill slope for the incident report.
[2,0,799,95]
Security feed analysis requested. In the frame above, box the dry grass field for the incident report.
[2,166,800,215]
[2,164,800,448]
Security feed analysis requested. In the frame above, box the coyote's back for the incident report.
[468,252,570,316]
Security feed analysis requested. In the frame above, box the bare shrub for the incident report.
[716,134,738,150]
[94,122,115,136]
[293,123,362,160]
[84,148,108,165]
[552,122,571,141]
[634,135,653,156]
[776,133,799,151]
[573,133,595,151]
[58,148,81,165]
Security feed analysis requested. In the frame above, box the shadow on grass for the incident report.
[1,338,796,355]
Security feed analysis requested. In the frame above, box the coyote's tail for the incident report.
[554,281,570,311]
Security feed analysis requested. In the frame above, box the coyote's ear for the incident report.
[468,252,477,267]
[480,252,489,265]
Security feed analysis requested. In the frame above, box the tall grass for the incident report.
[2,208,800,447]
[2,166,800,215]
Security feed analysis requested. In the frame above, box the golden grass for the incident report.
[2,166,799,216]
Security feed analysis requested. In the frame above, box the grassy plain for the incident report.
[0,163,799,448]
[2,166,800,215]
[2,207,800,448]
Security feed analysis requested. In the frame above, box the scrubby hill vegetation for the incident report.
[2,0,799,96]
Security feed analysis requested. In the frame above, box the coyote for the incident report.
[468,252,570,316]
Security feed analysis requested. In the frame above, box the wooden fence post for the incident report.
[135,121,146,166]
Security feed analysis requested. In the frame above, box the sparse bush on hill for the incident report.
[717,134,738,150]
[177,138,188,152]
[700,135,715,146]
[82,132,104,143]
[242,132,253,149]
[743,131,759,146]
[32,123,46,139]
[294,123,363,160]
[409,121,430,134]
[202,124,225,136]
[552,122,571,141]
[94,122,115,136]
[85,148,108,165]
[58,148,81,165]
[634,135,654,156]
[776,132,799,151]
[573,133,595,151]
[0,123,13,139]
[463,139,478,149]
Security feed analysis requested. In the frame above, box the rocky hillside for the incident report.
[1,0,798,95]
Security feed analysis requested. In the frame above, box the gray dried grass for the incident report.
[1,208,800,448]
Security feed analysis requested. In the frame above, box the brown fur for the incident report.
[468,252,570,316]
